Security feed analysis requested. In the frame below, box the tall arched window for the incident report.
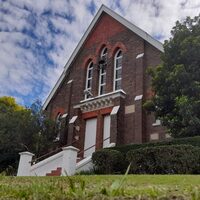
[98,47,107,95]
[114,49,122,91]
[55,112,62,141]
[85,61,93,99]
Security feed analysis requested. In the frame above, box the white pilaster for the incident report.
[17,151,34,176]
[62,146,79,176]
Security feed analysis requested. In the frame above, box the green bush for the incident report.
[92,149,125,174]
[111,136,200,155]
[92,137,200,174]
[126,145,200,174]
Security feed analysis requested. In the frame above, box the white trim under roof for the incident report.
[60,113,68,119]
[111,106,120,115]
[136,53,144,59]
[69,116,78,124]
[43,4,163,110]
[135,95,143,101]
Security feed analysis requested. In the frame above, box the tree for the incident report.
[0,96,24,112]
[145,14,200,138]
[0,97,56,174]
[28,99,57,156]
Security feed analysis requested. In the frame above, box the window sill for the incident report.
[80,89,126,103]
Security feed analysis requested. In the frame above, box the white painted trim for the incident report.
[125,104,135,114]
[107,142,116,148]
[78,89,126,104]
[30,151,63,172]
[19,152,35,156]
[136,53,144,59]
[113,49,122,91]
[134,95,143,101]
[69,116,78,124]
[85,61,93,99]
[152,119,161,126]
[74,90,125,113]
[101,5,163,52]
[98,47,107,95]
[76,156,92,172]
[111,106,120,115]
[17,151,34,176]
[61,113,68,119]
[67,80,73,84]
[42,5,163,110]
[62,146,79,151]
[165,134,171,139]
[150,133,159,141]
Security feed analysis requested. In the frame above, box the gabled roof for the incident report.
[43,4,163,110]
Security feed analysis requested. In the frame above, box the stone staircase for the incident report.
[45,157,82,176]
[17,143,115,176]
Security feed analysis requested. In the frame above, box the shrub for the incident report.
[92,149,125,174]
[126,145,200,174]
[111,136,200,155]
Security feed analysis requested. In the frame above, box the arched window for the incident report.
[85,61,93,99]
[55,112,62,141]
[113,49,122,91]
[99,47,107,95]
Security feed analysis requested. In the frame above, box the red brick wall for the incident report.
[85,13,126,48]
[144,43,166,141]
[45,13,165,147]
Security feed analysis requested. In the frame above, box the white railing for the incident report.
[17,146,79,176]
[30,151,63,176]
[17,139,115,176]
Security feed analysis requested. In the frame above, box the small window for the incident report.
[98,47,107,95]
[114,49,122,91]
[85,61,93,99]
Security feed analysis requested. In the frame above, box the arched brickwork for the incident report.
[96,42,112,57]
[52,107,64,119]
[82,56,96,69]
[110,42,127,58]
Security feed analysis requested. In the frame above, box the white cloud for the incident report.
[0,0,199,106]
[118,0,200,41]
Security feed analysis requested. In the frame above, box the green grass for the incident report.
[0,175,200,199]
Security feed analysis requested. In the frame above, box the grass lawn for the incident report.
[0,175,200,199]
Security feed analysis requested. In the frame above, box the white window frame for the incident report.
[113,49,122,91]
[55,112,62,141]
[85,61,93,99]
[98,47,107,95]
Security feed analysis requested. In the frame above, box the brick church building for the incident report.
[43,5,166,158]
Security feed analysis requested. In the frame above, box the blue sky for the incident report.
[0,0,200,107]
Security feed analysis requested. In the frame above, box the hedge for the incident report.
[110,136,200,155]
[126,145,200,174]
[91,149,125,174]
[92,137,200,174]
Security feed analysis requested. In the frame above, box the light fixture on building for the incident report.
[84,89,93,98]
[98,59,107,70]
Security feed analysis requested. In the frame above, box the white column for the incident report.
[62,146,79,176]
[17,151,34,176]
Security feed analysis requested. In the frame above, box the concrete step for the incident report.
[46,167,62,176]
